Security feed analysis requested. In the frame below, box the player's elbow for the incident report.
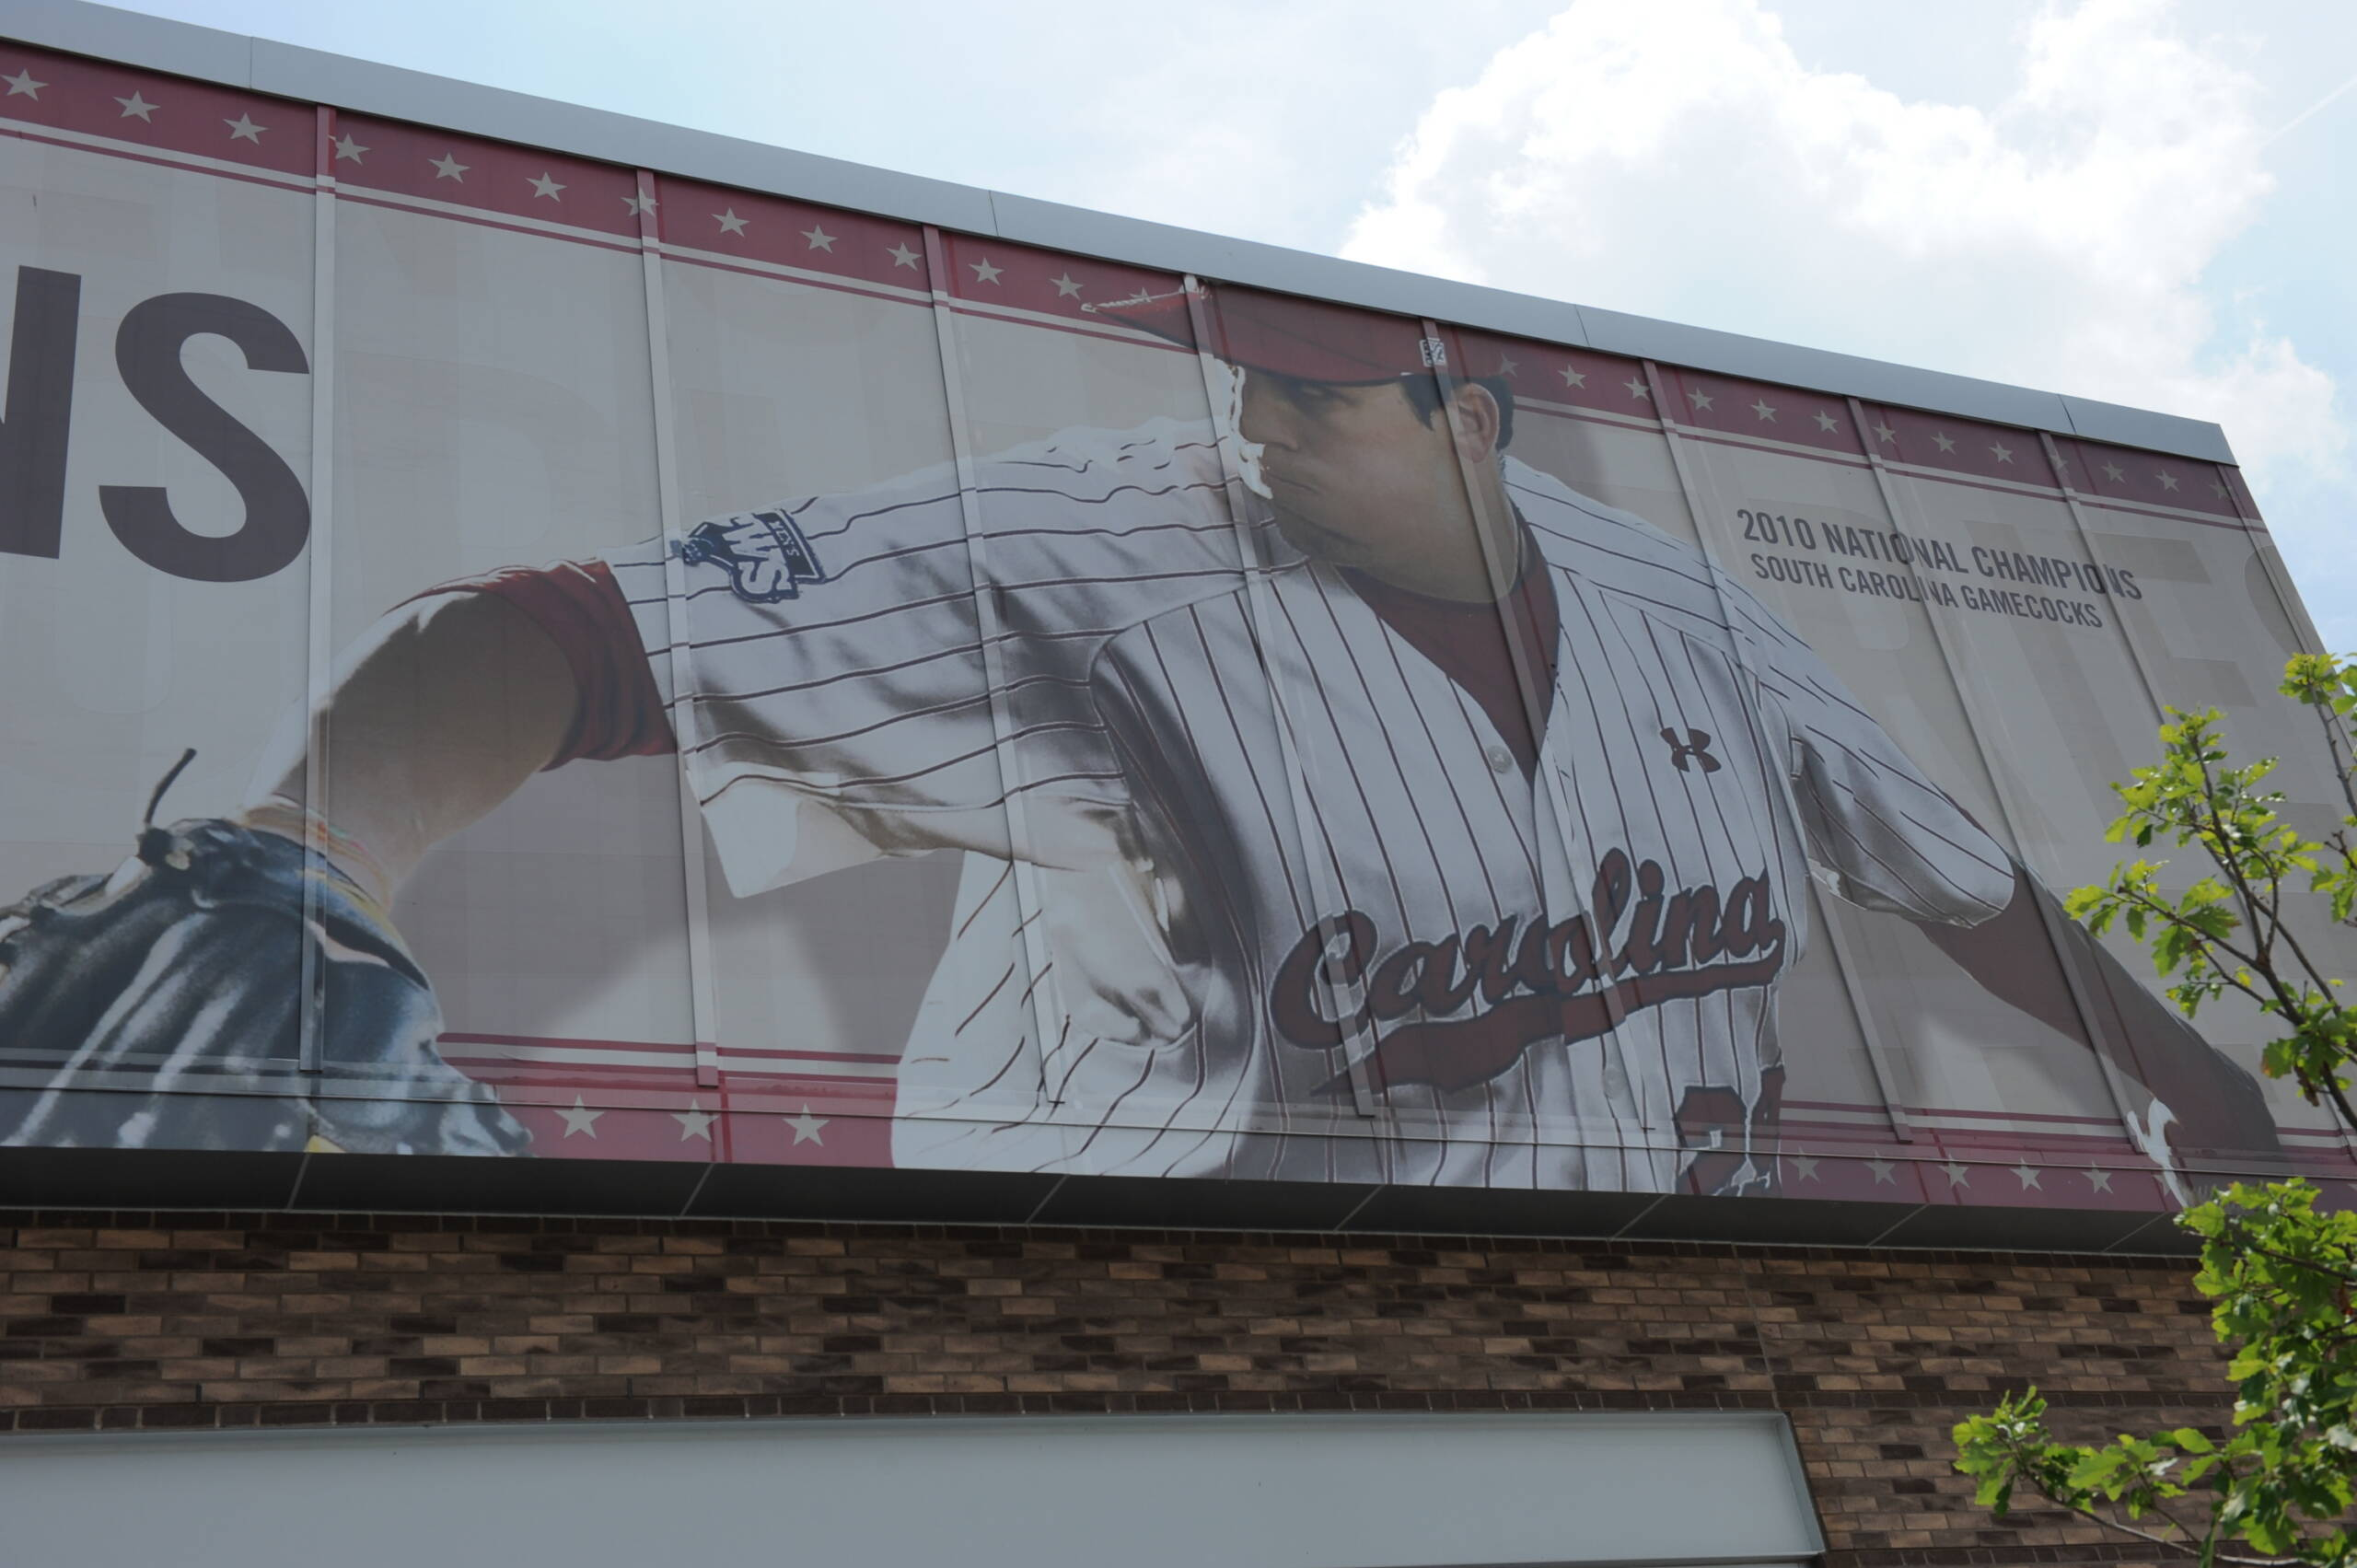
[258,587,582,886]
[334,589,580,751]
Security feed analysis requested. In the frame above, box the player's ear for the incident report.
[1445,382,1503,464]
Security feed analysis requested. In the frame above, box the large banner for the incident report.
[1,43,2346,1214]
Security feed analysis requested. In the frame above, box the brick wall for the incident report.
[0,1209,2228,1567]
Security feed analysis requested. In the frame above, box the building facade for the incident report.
[0,5,2328,1562]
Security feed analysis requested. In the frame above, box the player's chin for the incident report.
[1273,507,1371,567]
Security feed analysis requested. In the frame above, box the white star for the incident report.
[1990,441,2014,464]
[1872,423,1897,444]
[801,224,836,252]
[1687,388,1714,412]
[224,113,265,143]
[714,207,748,235]
[2099,461,2125,482]
[1494,355,1518,377]
[785,1105,829,1145]
[1931,431,1956,454]
[2209,479,2227,498]
[887,241,921,269]
[557,1096,603,1138]
[673,1098,715,1141]
[1941,1160,1971,1187]
[2013,1161,2043,1190]
[115,92,157,122]
[332,134,366,163]
[623,191,656,216]
[3,68,45,99]
[2084,1166,2114,1193]
[430,153,468,181]
[1813,411,1840,433]
[1559,366,1586,389]
[1789,1152,1821,1181]
[1750,398,1777,422]
[969,257,1003,285]
[1866,1157,1897,1185]
[1035,272,1080,299]
[1623,377,1651,401]
[528,172,565,201]
[2155,470,2179,491]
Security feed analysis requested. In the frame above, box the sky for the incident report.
[107,0,2357,644]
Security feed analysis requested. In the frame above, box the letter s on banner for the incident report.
[100,292,309,583]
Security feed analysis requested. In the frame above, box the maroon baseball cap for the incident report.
[1087,284,1437,384]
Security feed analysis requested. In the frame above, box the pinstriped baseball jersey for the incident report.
[609,416,2015,1191]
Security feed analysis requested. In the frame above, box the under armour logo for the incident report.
[1661,726,1721,773]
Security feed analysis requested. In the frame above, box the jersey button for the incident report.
[1483,743,1515,774]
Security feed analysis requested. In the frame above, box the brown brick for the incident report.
[0,1211,2232,1562]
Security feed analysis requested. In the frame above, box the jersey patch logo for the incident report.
[1660,726,1721,773]
[677,510,828,603]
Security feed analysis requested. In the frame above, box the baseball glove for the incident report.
[0,751,530,1156]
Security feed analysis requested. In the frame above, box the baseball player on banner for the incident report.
[0,283,2279,1192]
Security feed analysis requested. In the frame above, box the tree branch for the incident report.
[2324,1079,2357,1142]
[2214,1233,2357,1288]
[2003,1478,2299,1568]
[2194,780,2282,983]
[2106,885,2270,1006]
[2255,854,2340,1007]
[2305,694,2357,827]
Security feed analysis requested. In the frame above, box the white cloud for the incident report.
[1038,0,1567,251]
[1341,0,2348,599]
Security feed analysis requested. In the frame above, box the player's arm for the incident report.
[1911,862,2282,1166]
[1740,593,2282,1171]
[0,563,622,1157]
[0,583,581,1156]
[242,587,579,898]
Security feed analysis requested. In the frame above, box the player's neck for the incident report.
[1359,484,1524,603]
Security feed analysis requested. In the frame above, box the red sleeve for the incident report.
[411,560,677,769]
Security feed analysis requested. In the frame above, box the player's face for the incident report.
[1239,373,1499,590]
